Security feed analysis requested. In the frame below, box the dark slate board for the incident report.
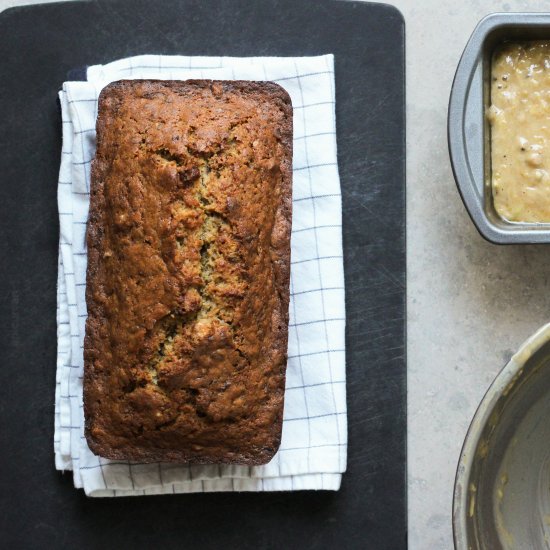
[0,1,406,548]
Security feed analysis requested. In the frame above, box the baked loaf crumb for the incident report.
[84,79,292,464]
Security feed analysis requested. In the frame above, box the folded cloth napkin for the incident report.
[55,54,346,497]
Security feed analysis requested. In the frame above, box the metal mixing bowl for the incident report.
[453,323,550,549]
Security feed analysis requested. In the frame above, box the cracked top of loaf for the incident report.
[84,79,292,464]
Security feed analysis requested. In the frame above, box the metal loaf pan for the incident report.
[448,13,550,244]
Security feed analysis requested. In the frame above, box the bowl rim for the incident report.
[452,321,550,549]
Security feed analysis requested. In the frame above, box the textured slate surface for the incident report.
[0,0,406,548]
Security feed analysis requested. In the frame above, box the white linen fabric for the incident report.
[55,54,346,496]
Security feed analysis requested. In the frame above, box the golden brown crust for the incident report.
[84,79,292,464]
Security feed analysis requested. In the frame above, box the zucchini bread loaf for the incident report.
[84,79,292,464]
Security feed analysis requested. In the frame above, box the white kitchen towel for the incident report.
[55,54,346,497]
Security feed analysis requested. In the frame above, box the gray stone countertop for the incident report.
[389,0,550,548]
[3,0,550,548]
